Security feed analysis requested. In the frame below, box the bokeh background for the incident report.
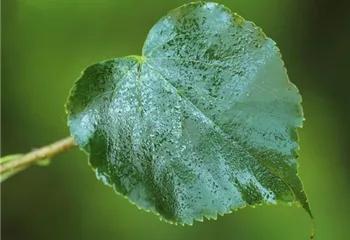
[2,0,350,239]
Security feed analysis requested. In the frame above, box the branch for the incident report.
[0,136,76,175]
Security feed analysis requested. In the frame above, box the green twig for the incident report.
[0,136,76,175]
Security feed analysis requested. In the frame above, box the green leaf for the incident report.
[66,2,312,224]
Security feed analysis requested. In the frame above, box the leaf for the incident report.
[66,2,312,224]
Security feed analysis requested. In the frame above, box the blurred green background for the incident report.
[2,0,350,239]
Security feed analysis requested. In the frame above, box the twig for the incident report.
[0,136,76,174]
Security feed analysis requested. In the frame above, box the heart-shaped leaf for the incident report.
[66,2,312,224]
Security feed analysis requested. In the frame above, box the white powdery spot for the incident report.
[204,2,217,10]
[71,111,96,147]
[236,170,276,204]
[219,12,230,23]
[96,169,110,186]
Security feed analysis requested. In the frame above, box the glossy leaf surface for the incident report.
[66,2,312,224]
